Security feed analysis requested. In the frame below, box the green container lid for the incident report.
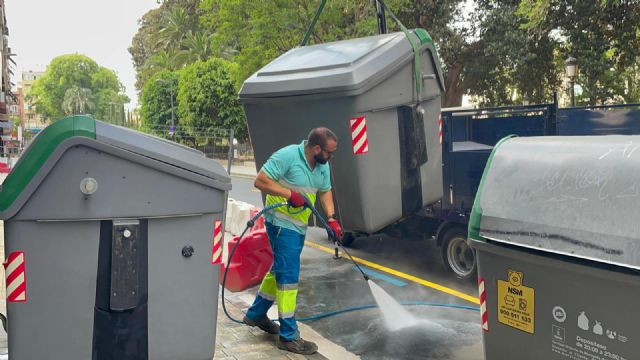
[0,115,96,212]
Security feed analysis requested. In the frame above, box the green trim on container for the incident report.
[413,28,443,85]
[468,135,516,241]
[414,28,434,46]
[0,115,96,212]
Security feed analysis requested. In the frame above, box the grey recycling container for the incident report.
[240,29,445,233]
[469,135,640,360]
[0,116,230,360]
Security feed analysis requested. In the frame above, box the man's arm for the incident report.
[319,190,343,240]
[254,171,292,199]
[318,190,335,217]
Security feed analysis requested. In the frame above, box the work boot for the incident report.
[277,336,318,355]
[242,315,279,334]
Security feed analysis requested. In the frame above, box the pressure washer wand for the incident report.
[306,203,369,282]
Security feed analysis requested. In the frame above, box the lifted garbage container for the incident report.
[0,116,231,360]
[240,30,445,234]
[469,135,640,360]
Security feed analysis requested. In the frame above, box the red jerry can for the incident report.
[220,229,273,292]
[248,207,265,232]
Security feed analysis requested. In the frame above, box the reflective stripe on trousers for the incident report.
[245,222,305,341]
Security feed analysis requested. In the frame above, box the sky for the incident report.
[5,0,160,110]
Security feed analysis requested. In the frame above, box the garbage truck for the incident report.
[239,29,640,279]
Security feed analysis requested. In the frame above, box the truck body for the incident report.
[417,102,640,277]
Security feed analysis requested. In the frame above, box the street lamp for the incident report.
[565,56,578,107]
[155,78,176,141]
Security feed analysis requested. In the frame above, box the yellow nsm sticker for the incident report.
[497,269,535,334]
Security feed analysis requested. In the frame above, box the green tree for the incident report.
[200,0,385,87]
[129,0,202,91]
[134,0,638,108]
[140,70,180,138]
[29,54,129,121]
[62,86,94,115]
[177,58,247,141]
[518,0,640,105]
[180,31,214,63]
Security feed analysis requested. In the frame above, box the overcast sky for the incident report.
[5,0,160,109]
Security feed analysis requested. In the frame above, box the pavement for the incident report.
[215,159,258,178]
[217,284,359,360]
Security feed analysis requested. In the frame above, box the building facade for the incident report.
[19,70,47,133]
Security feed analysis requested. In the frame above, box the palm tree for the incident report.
[181,31,214,63]
[63,86,94,115]
[152,7,190,50]
[145,49,188,72]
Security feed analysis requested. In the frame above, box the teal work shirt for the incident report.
[261,141,332,234]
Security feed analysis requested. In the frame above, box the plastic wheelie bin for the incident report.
[240,29,445,234]
[0,116,230,360]
[469,135,640,360]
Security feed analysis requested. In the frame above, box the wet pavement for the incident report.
[229,175,484,359]
[293,229,483,360]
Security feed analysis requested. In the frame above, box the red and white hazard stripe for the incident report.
[350,116,369,155]
[478,277,488,332]
[5,251,27,302]
[211,220,223,264]
[438,113,443,145]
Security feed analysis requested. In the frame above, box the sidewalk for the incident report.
[217,290,336,360]
[214,159,258,178]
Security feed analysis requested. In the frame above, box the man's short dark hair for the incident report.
[307,127,338,148]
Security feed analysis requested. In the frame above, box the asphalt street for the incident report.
[229,175,484,360]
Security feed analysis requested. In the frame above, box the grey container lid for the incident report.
[239,30,443,100]
[95,121,231,186]
[472,136,640,270]
[0,116,230,219]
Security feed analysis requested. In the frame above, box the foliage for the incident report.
[200,0,388,87]
[139,70,180,138]
[518,0,640,105]
[62,86,94,115]
[132,0,640,132]
[28,54,129,121]
[129,0,203,91]
[176,58,247,141]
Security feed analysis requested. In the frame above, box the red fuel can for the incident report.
[248,207,265,232]
[220,229,273,292]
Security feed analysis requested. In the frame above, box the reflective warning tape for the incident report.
[478,277,488,332]
[438,113,443,145]
[350,116,369,155]
[211,220,223,264]
[5,251,27,302]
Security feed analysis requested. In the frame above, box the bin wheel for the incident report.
[441,228,476,279]
[340,232,357,247]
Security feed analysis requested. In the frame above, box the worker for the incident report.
[243,127,343,355]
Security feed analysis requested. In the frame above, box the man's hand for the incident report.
[327,219,343,241]
[288,191,306,208]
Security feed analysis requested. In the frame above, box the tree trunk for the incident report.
[442,61,464,108]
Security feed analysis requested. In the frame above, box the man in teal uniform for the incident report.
[243,127,343,355]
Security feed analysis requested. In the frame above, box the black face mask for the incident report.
[314,153,329,164]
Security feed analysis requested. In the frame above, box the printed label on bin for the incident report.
[550,305,632,360]
[497,269,534,334]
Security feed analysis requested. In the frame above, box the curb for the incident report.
[230,172,257,179]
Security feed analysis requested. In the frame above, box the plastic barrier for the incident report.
[220,229,273,292]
